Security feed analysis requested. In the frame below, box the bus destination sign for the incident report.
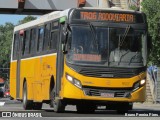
[80,12,134,22]
[71,10,143,23]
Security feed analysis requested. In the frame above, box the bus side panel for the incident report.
[20,58,36,100]
[17,54,57,102]
[41,54,57,101]
[10,61,17,99]
[34,57,43,101]
[32,82,42,101]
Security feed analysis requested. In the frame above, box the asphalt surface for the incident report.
[0,97,160,119]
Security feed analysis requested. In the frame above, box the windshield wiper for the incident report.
[88,23,99,53]
[128,52,143,65]
[117,50,130,65]
[119,25,131,47]
[89,23,96,38]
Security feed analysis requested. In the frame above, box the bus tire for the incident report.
[54,99,65,113]
[76,104,96,113]
[23,82,33,110]
[50,89,54,108]
[50,77,55,108]
[33,102,42,110]
[117,103,133,114]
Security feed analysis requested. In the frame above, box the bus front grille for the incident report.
[79,69,136,78]
[83,88,131,98]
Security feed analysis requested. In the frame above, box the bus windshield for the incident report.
[66,25,147,68]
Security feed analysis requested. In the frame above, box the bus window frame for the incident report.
[23,30,31,56]
[50,29,59,52]
[29,28,37,56]
[13,33,19,60]
[47,20,60,54]
[21,31,25,56]
[43,22,51,52]
[37,26,44,54]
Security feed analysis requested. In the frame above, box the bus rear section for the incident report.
[9,11,62,110]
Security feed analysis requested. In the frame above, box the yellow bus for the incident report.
[10,7,149,113]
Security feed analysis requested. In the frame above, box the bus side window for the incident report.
[13,33,18,60]
[24,30,30,55]
[37,27,44,52]
[30,28,36,54]
[50,30,58,51]
[50,21,59,51]
[43,23,51,51]
[22,32,25,56]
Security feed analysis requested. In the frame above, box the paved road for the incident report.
[0,97,160,119]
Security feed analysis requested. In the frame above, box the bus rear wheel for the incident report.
[50,84,54,108]
[33,102,42,110]
[23,82,33,110]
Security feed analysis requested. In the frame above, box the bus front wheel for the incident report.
[23,82,33,110]
[54,99,65,113]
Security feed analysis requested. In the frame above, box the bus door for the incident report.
[55,24,65,97]
[16,30,24,99]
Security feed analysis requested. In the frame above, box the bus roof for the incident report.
[81,7,141,13]
[14,7,143,32]
[14,8,71,32]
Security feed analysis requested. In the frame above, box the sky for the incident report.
[0,14,30,25]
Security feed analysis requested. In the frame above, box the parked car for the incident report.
[0,78,5,97]
[4,89,10,98]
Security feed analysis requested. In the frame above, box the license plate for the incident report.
[101,93,114,98]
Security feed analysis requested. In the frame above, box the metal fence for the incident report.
[156,67,160,102]
[148,66,160,103]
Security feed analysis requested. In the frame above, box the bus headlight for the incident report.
[66,73,82,89]
[140,79,146,85]
[133,82,140,91]
[66,74,73,82]
[133,79,146,91]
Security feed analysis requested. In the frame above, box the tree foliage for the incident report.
[141,0,160,65]
[129,5,139,11]
[0,16,36,78]
[18,15,37,25]
[0,23,14,68]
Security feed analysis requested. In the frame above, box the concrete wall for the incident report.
[0,0,101,10]
[0,0,18,8]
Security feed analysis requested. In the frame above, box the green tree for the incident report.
[142,0,160,65]
[0,23,14,68]
[129,5,139,11]
[18,15,37,25]
[0,23,14,78]
[0,15,37,78]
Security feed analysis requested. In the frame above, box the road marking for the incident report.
[0,102,5,106]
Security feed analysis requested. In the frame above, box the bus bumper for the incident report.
[62,79,146,103]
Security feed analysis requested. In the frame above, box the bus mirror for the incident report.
[62,44,68,54]
[62,32,67,43]
[19,30,24,36]
[62,24,69,43]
